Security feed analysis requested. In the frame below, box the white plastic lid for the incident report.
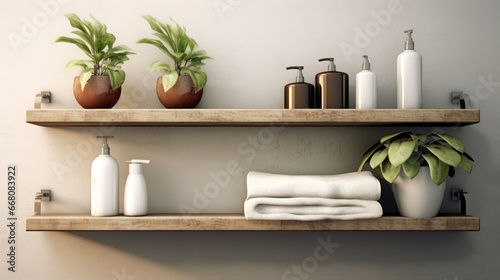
[127,159,150,164]
[127,159,150,174]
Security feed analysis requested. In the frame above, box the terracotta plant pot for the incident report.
[156,76,203,108]
[73,76,121,109]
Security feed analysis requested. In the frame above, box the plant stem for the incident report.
[176,63,181,75]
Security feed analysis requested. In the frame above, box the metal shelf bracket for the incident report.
[34,189,51,215]
[34,91,51,109]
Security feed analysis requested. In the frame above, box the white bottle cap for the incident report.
[126,159,150,174]
[127,159,150,164]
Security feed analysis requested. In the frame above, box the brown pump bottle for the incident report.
[284,66,314,109]
[315,58,349,108]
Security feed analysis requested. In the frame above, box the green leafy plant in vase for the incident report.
[138,15,211,108]
[358,131,474,218]
[55,13,135,108]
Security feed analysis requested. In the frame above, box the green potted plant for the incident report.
[358,131,474,218]
[56,13,135,109]
[138,15,211,108]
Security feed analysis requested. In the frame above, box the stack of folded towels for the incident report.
[244,171,383,221]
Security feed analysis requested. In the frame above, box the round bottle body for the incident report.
[284,82,315,109]
[124,165,148,216]
[356,70,377,109]
[91,155,119,216]
[397,50,422,109]
[315,71,349,109]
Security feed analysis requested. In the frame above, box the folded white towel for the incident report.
[247,171,380,201]
[244,197,383,221]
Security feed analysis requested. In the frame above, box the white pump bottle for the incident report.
[356,55,377,109]
[124,159,150,216]
[397,29,422,109]
[91,136,119,217]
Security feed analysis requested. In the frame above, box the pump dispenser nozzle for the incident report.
[126,159,150,164]
[284,66,314,108]
[404,29,415,50]
[286,66,305,82]
[319,58,336,71]
[97,136,113,155]
[126,159,150,174]
[362,55,371,70]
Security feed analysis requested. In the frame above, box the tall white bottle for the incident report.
[91,136,119,217]
[397,29,422,109]
[124,159,150,216]
[356,55,377,109]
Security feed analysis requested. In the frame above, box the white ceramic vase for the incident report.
[392,166,446,218]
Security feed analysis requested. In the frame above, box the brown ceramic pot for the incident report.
[156,76,203,108]
[73,75,121,109]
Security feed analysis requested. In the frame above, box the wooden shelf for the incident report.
[26,109,480,127]
[25,214,479,231]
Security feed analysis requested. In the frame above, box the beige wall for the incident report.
[1,0,499,279]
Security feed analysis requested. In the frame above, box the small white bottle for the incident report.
[356,55,377,109]
[124,159,150,216]
[91,136,119,217]
[397,29,422,109]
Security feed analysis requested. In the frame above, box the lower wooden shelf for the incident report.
[25,213,479,231]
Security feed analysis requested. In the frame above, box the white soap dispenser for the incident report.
[91,136,119,217]
[124,159,150,216]
[356,55,377,109]
[397,29,422,109]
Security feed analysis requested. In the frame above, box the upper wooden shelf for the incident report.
[25,214,479,231]
[26,109,480,127]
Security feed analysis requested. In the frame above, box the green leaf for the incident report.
[142,15,166,35]
[150,61,173,72]
[191,70,207,91]
[369,147,388,169]
[380,158,401,183]
[172,51,187,62]
[402,160,420,179]
[176,36,190,53]
[409,134,420,151]
[55,36,92,57]
[94,34,110,53]
[388,139,415,166]
[416,134,428,142]
[107,69,125,90]
[152,32,175,51]
[422,154,449,186]
[425,145,462,167]
[358,142,383,172]
[459,154,473,173]
[92,52,104,63]
[65,13,87,33]
[65,60,92,71]
[406,150,422,165]
[71,30,93,47]
[380,131,411,144]
[186,59,206,68]
[137,38,176,61]
[433,133,465,153]
[184,50,210,61]
[188,38,197,52]
[81,19,94,39]
[107,33,116,49]
[161,71,179,92]
[179,67,193,77]
[79,68,94,91]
